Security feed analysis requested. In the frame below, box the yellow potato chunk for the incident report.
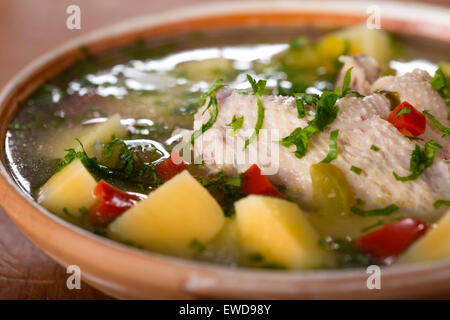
[77,114,126,155]
[48,114,126,159]
[235,195,330,269]
[38,159,97,218]
[107,171,225,256]
[334,25,396,66]
[396,210,450,264]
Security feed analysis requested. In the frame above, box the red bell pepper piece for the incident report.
[89,180,138,227]
[356,218,427,265]
[155,152,187,182]
[387,101,426,137]
[242,164,281,197]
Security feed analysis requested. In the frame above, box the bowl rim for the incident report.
[1,0,450,298]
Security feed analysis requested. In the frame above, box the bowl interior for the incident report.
[1,1,450,299]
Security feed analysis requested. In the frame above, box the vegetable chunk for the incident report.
[38,159,97,218]
[107,171,225,256]
[396,210,450,264]
[78,114,126,155]
[356,218,427,265]
[310,163,356,216]
[235,195,330,269]
[334,25,398,66]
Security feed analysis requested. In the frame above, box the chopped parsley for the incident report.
[405,136,424,142]
[62,207,75,218]
[293,93,318,118]
[338,67,365,98]
[189,239,206,253]
[360,216,405,233]
[246,252,285,269]
[319,237,372,268]
[430,68,450,119]
[422,110,450,137]
[396,107,411,117]
[351,204,400,217]
[433,200,450,209]
[190,94,219,144]
[280,91,339,159]
[321,129,339,163]
[393,140,442,182]
[189,79,224,144]
[350,165,362,175]
[370,144,380,152]
[199,171,246,217]
[248,252,264,263]
[244,74,266,149]
[430,68,448,100]
[57,138,160,190]
[227,115,244,136]
[195,78,225,107]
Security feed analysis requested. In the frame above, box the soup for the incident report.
[5,25,450,270]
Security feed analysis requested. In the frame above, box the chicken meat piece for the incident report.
[335,54,381,95]
[371,68,450,151]
[188,84,449,221]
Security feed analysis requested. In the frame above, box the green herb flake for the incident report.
[423,110,450,137]
[350,165,362,175]
[370,144,380,152]
[321,129,339,163]
[361,220,384,233]
[62,207,74,218]
[227,115,244,136]
[433,200,450,208]
[244,74,266,149]
[195,78,224,107]
[360,216,405,233]
[295,95,306,118]
[58,138,161,190]
[200,171,246,217]
[318,237,371,268]
[190,95,219,144]
[430,68,448,100]
[393,140,442,182]
[338,67,365,98]
[356,198,366,206]
[396,107,411,118]
[430,68,450,120]
[189,239,205,253]
[189,79,225,144]
[351,204,400,217]
[281,91,339,159]
[405,136,424,141]
[248,252,264,263]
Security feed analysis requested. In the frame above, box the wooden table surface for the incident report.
[0,0,449,300]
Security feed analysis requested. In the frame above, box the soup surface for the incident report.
[4,25,450,270]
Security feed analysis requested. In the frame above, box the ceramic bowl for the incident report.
[1,1,450,299]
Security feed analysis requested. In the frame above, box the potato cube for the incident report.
[38,159,97,218]
[108,171,225,256]
[235,195,330,269]
[397,210,450,264]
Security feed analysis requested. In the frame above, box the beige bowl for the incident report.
[1,1,450,299]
